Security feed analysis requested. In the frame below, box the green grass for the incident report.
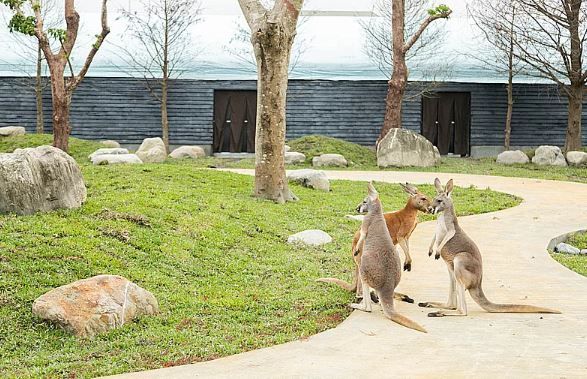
[198,135,587,184]
[552,231,587,277]
[0,136,521,378]
[0,134,103,162]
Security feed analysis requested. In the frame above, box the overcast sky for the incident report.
[0,0,500,81]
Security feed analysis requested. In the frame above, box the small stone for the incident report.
[532,146,567,166]
[136,137,167,163]
[345,215,364,221]
[285,152,306,165]
[169,146,206,159]
[581,249,587,255]
[101,140,121,148]
[32,275,158,338]
[287,230,332,246]
[93,154,143,165]
[287,169,330,191]
[0,126,26,137]
[555,242,580,254]
[312,153,348,167]
[89,148,129,161]
[566,151,587,167]
[285,145,291,152]
[496,150,530,165]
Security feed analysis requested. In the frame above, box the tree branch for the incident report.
[404,10,452,53]
[238,0,266,30]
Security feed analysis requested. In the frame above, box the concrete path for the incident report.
[109,170,587,379]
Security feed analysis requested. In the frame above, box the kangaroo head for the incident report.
[355,182,381,214]
[429,178,454,215]
[400,182,432,213]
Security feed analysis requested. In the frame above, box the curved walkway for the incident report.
[109,170,587,379]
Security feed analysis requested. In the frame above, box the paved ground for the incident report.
[109,170,587,379]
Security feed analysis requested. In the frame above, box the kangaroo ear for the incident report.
[401,182,417,196]
[434,178,443,194]
[367,182,378,199]
[445,179,454,197]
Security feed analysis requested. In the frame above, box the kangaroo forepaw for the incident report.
[403,262,412,271]
[353,249,360,257]
[369,291,379,303]
[428,249,433,257]
[428,311,445,317]
[434,253,440,260]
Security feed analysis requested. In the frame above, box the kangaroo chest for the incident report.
[435,213,449,241]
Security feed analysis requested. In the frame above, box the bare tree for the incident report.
[238,0,304,203]
[1,0,111,152]
[468,0,524,150]
[379,2,451,141]
[509,0,586,151]
[117,0,201,152]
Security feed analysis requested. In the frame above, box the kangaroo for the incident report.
[350,182,427,333]
[418,178,560,317]
[317,183,430,303]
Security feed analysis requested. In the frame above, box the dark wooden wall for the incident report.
[0,77,585,147]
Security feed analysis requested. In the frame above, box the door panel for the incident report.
[421,92,470,155]
[213,90,257,153]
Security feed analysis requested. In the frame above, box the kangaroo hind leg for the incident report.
[418,262,457,310]
[428,255,471,317]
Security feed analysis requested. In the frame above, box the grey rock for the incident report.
[287,230,332,246]
[496,150,530,165]
[169,146,206,159]
[532,146,567,166]
[0,126,26,137]
[285,145,291,152]
[581,249,587,255]
[285,151,306,165]
[136,137,166,163]
[312,153,348,167]
[89,148,129,161]
[32,275,158,338]
[287,169,330,191]
[0,146,86,215]
[566,151,587,167]
[555,242,580,254]
[101,140,121,148]
[92,154,143,165]
[377,128,441,167]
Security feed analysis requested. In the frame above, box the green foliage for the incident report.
[0,0,26,10]
[0,136,520,377]
[48,27,66,42]
[7,13,35,36]
[288,135,377,167]
[427,4,451,17]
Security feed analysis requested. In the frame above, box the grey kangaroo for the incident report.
[351,182,427,332]
[418,178,560,317]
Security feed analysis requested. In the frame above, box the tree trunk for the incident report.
[505,73,513,150]
[35,44,44,134]
[49,65,72,152]
[252,24,297,203]
[161,77,169,152]
[380,0,407,141]
[565,84,583,152]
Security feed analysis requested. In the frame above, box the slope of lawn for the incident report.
[551,231,587,277]
[0,136,521,378]
[200,135,587,184]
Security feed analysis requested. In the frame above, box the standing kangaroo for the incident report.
[317,183,430,303]
[418,178,560,317]
[351,183,427,333]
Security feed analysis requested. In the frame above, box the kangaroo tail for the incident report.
[387,312,428,333]
[315,277,356,291]
[469,286,560,314]
[380,297,427,333]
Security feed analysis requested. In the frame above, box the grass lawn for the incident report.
[0,135,521,378]
[551,232,587,277]
[200,135,587,184]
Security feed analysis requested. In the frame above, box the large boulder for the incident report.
[136,137,166,163]
[32,275,158,338]
[566,151,587,167]
[287,169,330,191]
[0,126,26,137]
[169,146,206,159]
[92,154,143,165]
[287,230,332,246]
[0,146,86,215]
[101,140,121,148]
[312,153,348,167]
[285,151,306,165]
[496,150,530,165]
[532,146,567,166]
[377,128,440,167]
[88,148,129,162]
